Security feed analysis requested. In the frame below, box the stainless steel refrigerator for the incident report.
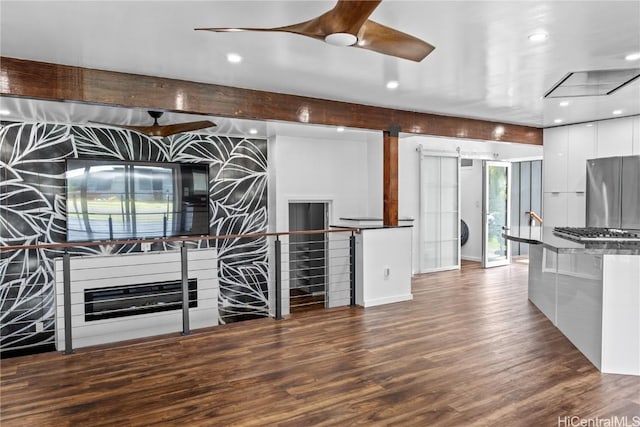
[586,155,640,229]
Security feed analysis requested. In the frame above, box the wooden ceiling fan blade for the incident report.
[197,1,382,41]
[274,1,381,39]
[196,18,326,41]
[326,0,381,34]
[89,120,215,138]
[155,120,216,137]
[195,27,288,33]
[355,20,435,62]
[117,124,165,137]
[88,121,160,136]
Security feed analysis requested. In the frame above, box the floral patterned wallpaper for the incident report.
[0,122,268,354]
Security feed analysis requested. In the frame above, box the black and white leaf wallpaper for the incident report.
[0,122,268,353]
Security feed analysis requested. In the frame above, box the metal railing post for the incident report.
[350,231,356,307]
[181,243,190,335]
[163,215,167,238]
[62,251,74,354]
[275,236,282,320]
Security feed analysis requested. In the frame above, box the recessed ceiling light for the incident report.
[528,31,548,42]
[612,109,623,115]
[625,52,640,61]
[336,126,345,132]
[226,53,242,63]
[0,109,10,115]
[586,123,594,127]
[386,80,399,90]
[249,128,258,135]
[559,101,570,107]
[554,119,563,124]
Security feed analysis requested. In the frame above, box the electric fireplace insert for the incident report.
[84,279,197,321]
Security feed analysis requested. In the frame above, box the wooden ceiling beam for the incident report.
[0,57,542,145]
[383,126,400,227]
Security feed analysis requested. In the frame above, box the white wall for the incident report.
[366,133,383,217]
[269,133,371,314]
[398,138,421,271]
[271,135,370,231]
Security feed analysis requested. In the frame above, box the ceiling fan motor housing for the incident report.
[324,32,358,46]
[148,110,164,125]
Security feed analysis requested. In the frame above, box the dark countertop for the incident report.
[332,217,414,230]
[331,224,414,230]
[503,227,640,255]
[338,217,414,222]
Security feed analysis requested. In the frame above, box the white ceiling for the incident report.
[1,0,639,130]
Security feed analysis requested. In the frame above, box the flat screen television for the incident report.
[65,159,209,242]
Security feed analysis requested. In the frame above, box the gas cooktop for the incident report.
[553,227,640,242]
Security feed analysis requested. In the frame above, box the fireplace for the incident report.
[84,279,198,321]
[55,249,218,351]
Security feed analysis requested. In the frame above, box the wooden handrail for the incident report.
[0,228,359,252]
[525,211,543,225]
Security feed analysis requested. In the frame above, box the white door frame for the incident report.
[482,161,512,268]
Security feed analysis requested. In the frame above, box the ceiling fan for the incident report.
[196,0,435,62]
[92,111,216,138]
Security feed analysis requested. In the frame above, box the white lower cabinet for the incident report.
[543,192,567,227]
[556,253,603,369]
[528,246,557,324]
[528,245,640,375]
[601,255,640,375]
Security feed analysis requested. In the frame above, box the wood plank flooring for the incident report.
[2,261,639,426]
[290,289,325,313]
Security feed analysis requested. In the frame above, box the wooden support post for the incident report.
[383,126,399,227]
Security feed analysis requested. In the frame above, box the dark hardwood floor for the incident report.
[290,288,325,314]
[2,261,639,426]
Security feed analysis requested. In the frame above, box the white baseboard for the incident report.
[461,255,481,262]
[363,294,413,308]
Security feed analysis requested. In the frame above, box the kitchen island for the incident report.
[504,228,640,376]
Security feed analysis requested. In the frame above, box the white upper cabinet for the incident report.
[543,127,569,193]
[543,116,637,227]
[596,117,634,158]
[567,125,596,192]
